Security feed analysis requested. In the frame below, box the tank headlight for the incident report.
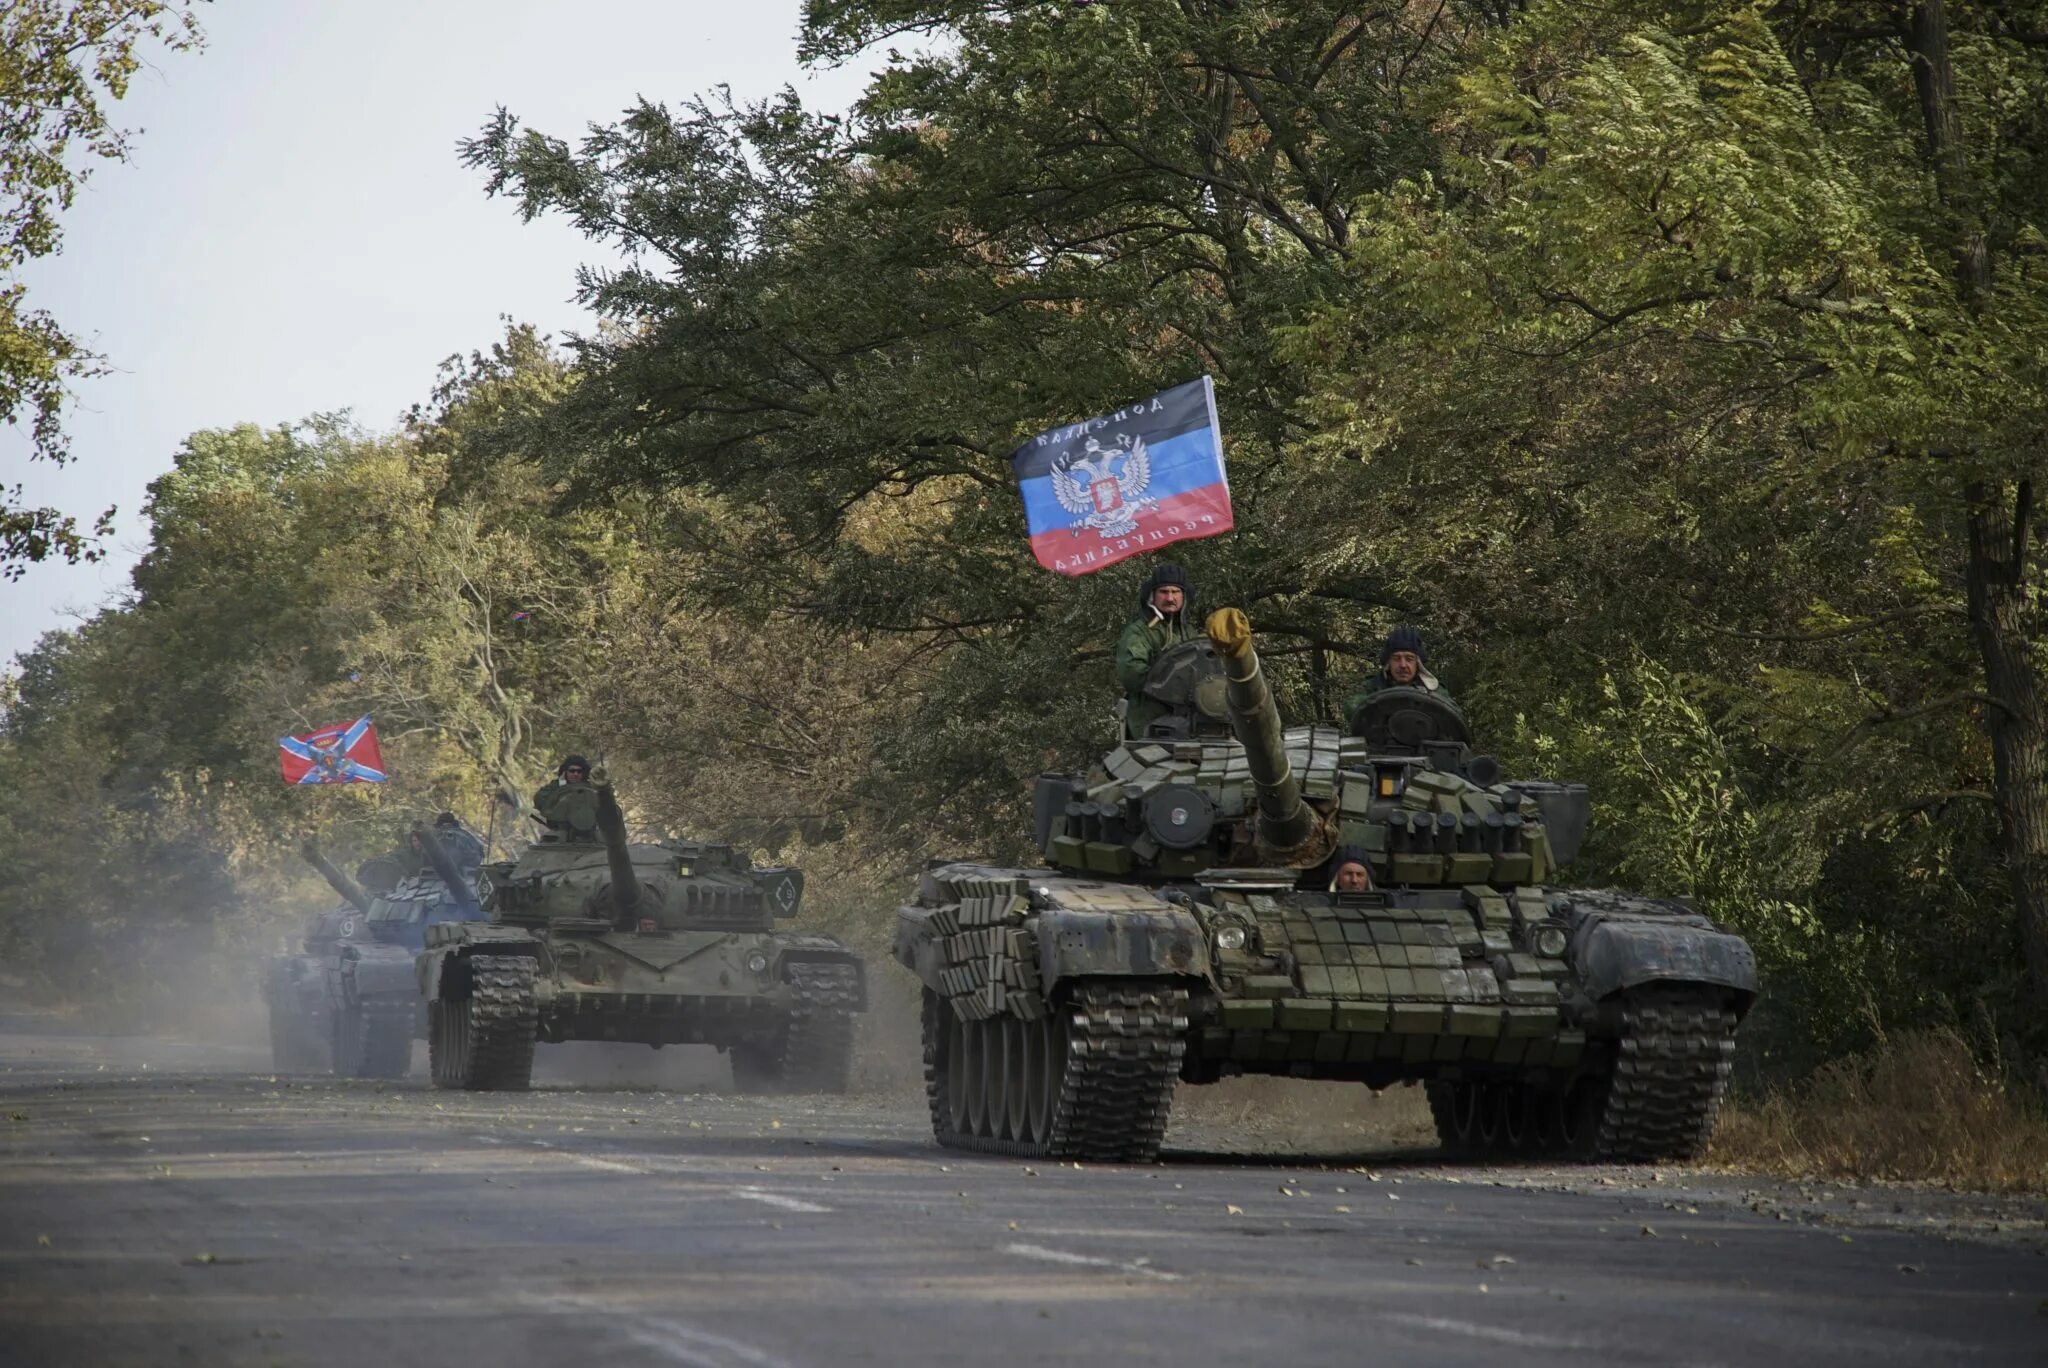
[1214,924,1248,952]
[746,950,771,975]
[1535,925,1568,958]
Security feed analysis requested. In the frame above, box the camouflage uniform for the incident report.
[533,755,598,834]
[1117,563,1197,738]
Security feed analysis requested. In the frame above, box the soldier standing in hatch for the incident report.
[1116,562,1197,738]
[532,755,596,830]
[1344,625,1456,724]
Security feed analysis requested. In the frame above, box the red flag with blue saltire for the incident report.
[279,715,388,785]
[1010,376,1235,576]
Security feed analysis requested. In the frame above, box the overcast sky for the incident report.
[3,0,873,665]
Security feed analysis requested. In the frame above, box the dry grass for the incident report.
[1712,1029,2048,1193]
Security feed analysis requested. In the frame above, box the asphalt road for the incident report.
[1,1021,2042,1368]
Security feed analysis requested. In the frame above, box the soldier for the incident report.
[1331,846,1374,893]
[1344,624,1455,723]
[532,755,595,830]
[1116,562,1197,737]
[432,811,487,867]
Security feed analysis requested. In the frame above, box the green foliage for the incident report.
[2,0,208,573]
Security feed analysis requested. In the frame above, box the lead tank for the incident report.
[416,777,866,1092]
[894,609,1757,1163]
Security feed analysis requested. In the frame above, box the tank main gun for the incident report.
[301,838,374,916]
[1204,608,1333,865]
[595,781,642,922]
[410,823,480,914]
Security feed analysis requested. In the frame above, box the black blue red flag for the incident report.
[1009,376,1234,576]
[279,715,388,785]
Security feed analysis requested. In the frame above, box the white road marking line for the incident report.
[733,1186,831,1213]
[522,1293,797,1368]
[1001,1241,1181,1282]
[1383,1314,1586,1350]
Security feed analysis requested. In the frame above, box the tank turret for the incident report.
[411,823,481,915]
[1205,608,1332,865]
[301,839,374,916]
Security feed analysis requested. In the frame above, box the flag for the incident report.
[1009,376,1234,576]
[279,715,388,785]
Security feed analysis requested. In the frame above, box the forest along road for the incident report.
[0,1021,2042,1368]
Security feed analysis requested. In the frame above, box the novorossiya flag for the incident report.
[278,715,388,785]
[1010,376,1234,576]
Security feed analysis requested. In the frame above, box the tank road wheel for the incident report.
[1425,1080,1478,1153]
[428,956,538,1092]
[427,1000,462,1087]
[920,981,1186,1163]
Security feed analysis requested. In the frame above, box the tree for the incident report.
[2,0,206,575]
[1285,0,2048,1026]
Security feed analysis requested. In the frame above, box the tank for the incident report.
[893,608,1758,1163]
[415,777,867,1093]
[263,831,488,1078]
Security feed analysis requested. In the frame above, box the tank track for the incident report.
[337,997,414,1079]
[730,962,860,1093]
[1592,987,1736,1162]
[923,981,1187,1163]
[779,962,859,1093]
[1426,986,1735,1162]
[429,954,538,1091]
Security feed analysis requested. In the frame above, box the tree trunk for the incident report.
[1965,480,2048,1007]
[1907,2,1991,296]
[1904,4,2048,1007]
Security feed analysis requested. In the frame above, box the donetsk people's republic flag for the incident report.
[1010,376,1234,576]
[279,715,388,785]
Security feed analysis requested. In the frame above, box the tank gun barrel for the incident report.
[595,782,641,919]
[411,823,479,913]
[1204,609,1327,860]
[300,839,373,916]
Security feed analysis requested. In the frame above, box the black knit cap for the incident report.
[1333,845,1372,870]
[434,810,461,827]
[1380,624,1426,667]
[558,754,590,776]
[1139,561,1193,611]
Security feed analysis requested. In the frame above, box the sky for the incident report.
[3,0,875,666]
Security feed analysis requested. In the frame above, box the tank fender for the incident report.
[1571,915,1758,1008]
[1034,906,1209,996]
[343,947,416,1001]
[777,949,869,1010]
[417,928,542,999]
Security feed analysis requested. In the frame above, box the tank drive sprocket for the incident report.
[922,981,1187,1162]
[428,954,538,1091]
